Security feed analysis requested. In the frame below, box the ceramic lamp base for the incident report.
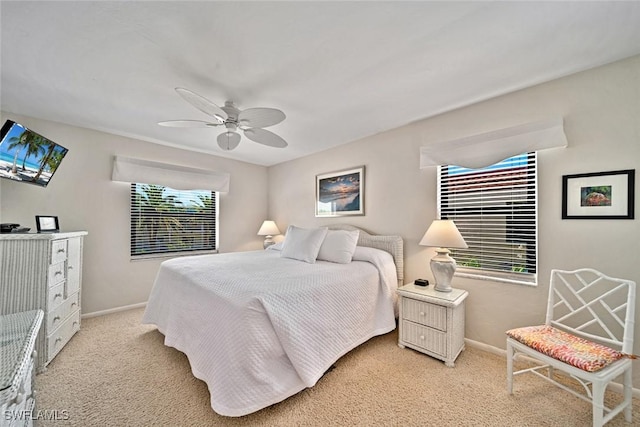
[263,235,275,249]
[430,248,457,292]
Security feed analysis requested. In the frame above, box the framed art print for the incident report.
[315,166,365,217]
[35,215,60,232]
[562,169,634,219]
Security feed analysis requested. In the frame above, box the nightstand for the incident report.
[397,283,468,367]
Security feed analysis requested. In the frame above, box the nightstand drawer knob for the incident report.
[420,335,425,340]
[420,311,425,316]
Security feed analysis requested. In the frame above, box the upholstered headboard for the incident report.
[327,224,404,286]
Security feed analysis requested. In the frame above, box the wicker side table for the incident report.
[397,284,468,367]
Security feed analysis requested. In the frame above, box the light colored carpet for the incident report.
[35,308,638,426]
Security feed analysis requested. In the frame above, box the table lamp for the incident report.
[419,220,468,292]
[257,220,281,249]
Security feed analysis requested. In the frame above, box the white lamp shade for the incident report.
[257,220,281,236]
[419,220,468,249]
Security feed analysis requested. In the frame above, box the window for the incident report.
[130,183,218,258]
[438,152,537,285]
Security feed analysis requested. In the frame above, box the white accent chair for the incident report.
[506,268,636,426]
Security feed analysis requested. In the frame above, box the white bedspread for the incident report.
[142,246,397,416]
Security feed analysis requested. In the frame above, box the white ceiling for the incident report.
[2,1,640,167]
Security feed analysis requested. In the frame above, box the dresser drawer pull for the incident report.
[68,265,74,270]
[52,316,61,324]
[55,337,62,346]
[420,335,425,340]
[57,248,65,254]
[71,302,77,308]
[73,321,79,327]
[419,311,425,316]
[54,293,63,299]
[54,270,63,276]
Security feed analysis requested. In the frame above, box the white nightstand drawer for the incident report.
[401,320,447,357]
[51,240,68,264]
[402,298,447,331]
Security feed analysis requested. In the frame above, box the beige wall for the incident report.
[0,113,268,314]
[268,56,640,383]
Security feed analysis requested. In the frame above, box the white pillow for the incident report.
[280,225,328,263]
[266,241,284,251]
[317,229,360,264]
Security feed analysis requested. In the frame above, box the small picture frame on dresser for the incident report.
[35,215,59,233]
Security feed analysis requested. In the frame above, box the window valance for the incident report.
[111,156,230,192]
[419,118,567,169]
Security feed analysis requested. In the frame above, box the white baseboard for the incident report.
[464,338,640,399]
[82,302,147,319]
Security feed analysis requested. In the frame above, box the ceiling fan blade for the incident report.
[238,108,285,128]
[243,128,288,148]
[158,120,219,128]
[175,88,228,123]
[217,131,241,151]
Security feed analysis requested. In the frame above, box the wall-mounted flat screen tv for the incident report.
[0,120,69,187]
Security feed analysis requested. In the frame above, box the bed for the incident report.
[142,224,403,416]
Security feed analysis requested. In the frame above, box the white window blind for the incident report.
[438,152,537,284]
[130,183,218,258]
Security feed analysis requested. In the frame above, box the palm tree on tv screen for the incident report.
[43,148,65,172]
[6,132,28,174]
[6,130,47,174]
[22,134,48,171]
[33,142,56,183]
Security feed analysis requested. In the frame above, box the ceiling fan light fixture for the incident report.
[217,131,241,151]
[164,87,288,151]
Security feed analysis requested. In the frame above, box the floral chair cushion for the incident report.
[506,325,625,372]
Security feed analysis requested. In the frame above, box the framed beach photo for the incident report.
[562,169,635,219]
[316,166,365,217]
[35,215,60,232]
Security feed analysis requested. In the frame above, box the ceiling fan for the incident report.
[159,87,287,151]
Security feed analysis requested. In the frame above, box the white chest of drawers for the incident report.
[397,284,468,367]
[0,232,87,372]
[0,310,43,427]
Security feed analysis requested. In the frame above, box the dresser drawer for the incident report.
[402,298,447,331]
[47,310,80,360]
[47,292,79,332]
[401,320,447,357]
[51,239,68,264]
[48,282,65,310]
[48,262,67,287]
